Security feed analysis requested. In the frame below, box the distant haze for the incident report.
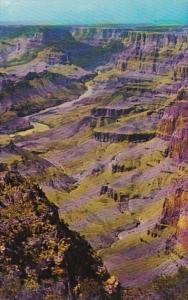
[0,0,187,25]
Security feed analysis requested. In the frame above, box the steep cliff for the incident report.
[0,167,120,299]
[115,30,188,74]
[158,99,188,162]
[158,102,188,140]
[170,127,188,163]
[161,180,188,257]
[94,131,155,143]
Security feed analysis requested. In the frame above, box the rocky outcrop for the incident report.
[71,27,129,44]
[1,142,76,192]
[94,131,155,143]
[28,32,43,47]
[0,117,33,134]
[90,103,150,129]
[71,27,188,47]
[174,64,188,80]
[112,164,126,173]
[91,163,105,175]
[170,127,188,163]
[177,88,188,100]
[0,168,120,299]
[71,27,188,74]
[115,30,188,74]
[45,52,69,65]
[90,107,137,129]
[160,180,188,256]
[158,97,188,162]
[161,184,187,227]
[91,107,134,118]
[0,73,13,92]
[157,104,186,140]
[100,184,129,212]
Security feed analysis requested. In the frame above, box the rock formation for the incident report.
[0,117,33,134]
[91,107,134,119]
[100,184,129,212]
[170,127,188,163]
[0,167,120,299]
[94,131,155,143]
[158,96,188,163]
[0,142,76,192]
[45,52,69,65]
[160,180,188,257]
[158,102,188,140]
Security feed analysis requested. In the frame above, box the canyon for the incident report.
[0,25,188,299]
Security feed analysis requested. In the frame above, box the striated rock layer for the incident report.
[94,131,155,143]
[158,97,188,163]
[170,126,188,163]
[161,180,188,256]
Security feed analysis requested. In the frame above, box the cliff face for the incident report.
[174,64,188,80]
[158,96,188,163]
[161,183,188,227]
[115,30,188,74]
[170,127,188,163]
[159,95,188,255]
[71,27,129,44]
[158,102,188,140]
[176,182,188,254]
[0,168,120,299]
[71,27,188,45]
[94,131,155,143]
[161,181,188,255]
[91,107,134,119]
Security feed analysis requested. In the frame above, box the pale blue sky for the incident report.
[0,0,187,25]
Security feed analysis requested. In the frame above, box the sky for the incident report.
[0,0,187,25]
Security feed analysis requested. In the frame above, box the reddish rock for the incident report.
[161,181,188,254]
[170,126,188,163]
[158,97,188,163]
[158,102,188,140]
[161,182,188,227]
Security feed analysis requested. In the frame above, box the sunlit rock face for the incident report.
[174,184,188,254]
[116,31,188,74]
[158,102,188,140]
[158,94,188,164]
[161,181,188,255]
[170,126,188,163]
[161,182,188,227]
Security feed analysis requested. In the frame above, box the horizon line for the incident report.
[0,22,187,27]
